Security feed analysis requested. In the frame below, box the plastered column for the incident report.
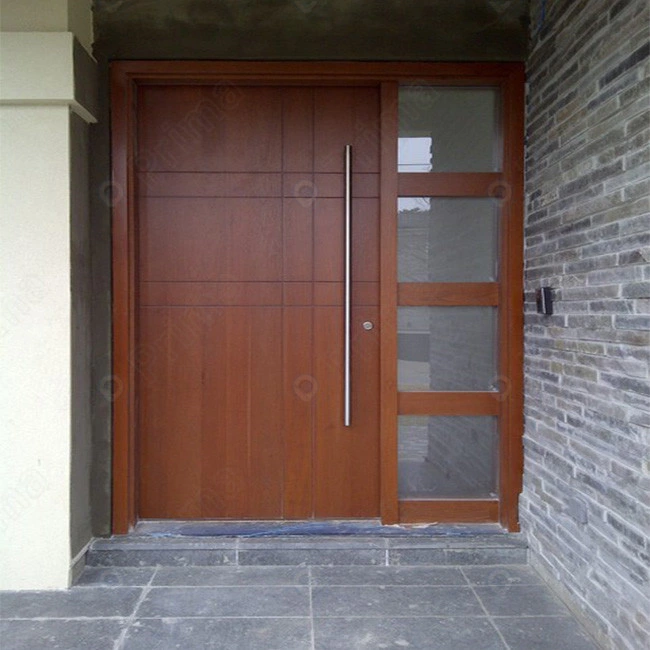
[0,25,96,589]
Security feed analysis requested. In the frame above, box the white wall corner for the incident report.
[0,31,97,123]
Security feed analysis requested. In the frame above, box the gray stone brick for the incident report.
[600,373,650,396]
[605,513,646,549]
[625,110,650,138]
[623,178,650,203]
[609,0,635,19]
[620,210,650,235]
[588,300,634,313]
[599,42,650,88]
[587,266,643,286]
[614,314,650,330]
[581,232,650,258]
[618,250,650,266]
[566,315,612,329]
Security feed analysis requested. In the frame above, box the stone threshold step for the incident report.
[86,533,527,568]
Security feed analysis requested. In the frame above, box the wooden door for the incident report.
[112,62,524,533]
[135,85,381,519]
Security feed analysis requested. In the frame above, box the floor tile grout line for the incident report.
[129,583,310,588]
[301,614,501,620]
[2,616,132,622]
[308,567,316,650]
[73,581,543,588]
[113,567,159,650]
[460,567,512,650]
[0,613,575,622]
[102,583,497,590]
[114,583,311,589]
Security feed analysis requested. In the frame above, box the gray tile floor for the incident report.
[0,565,600,649]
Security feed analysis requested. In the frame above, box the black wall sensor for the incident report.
[536,287,553,315]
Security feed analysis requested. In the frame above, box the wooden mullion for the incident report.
[498,67,526,532]
[111,65,137,534]
[398,172,503,197]
[379,81,399,524]
[399,500,498,523]
[398,282,499,306]
[398,392,501,416]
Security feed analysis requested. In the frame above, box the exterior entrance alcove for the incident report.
[1,3,648,649]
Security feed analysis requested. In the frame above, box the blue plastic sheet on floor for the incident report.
[136,520,505,538]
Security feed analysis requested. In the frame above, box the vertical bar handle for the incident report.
[344,144,352,427]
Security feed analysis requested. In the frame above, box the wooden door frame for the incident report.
[111,61,524,534]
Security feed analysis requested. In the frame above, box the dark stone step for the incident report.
[86,533,527,568]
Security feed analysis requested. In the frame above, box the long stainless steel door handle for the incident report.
[344,144,352,427]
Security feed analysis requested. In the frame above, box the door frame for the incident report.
[111,61,525,534]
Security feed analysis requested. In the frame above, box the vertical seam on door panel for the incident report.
[310,87,316,518]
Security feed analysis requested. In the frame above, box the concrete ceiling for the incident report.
[93,0,530,61]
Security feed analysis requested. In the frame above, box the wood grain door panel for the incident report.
[139,198,283,282]
[313,305,380,517]
[136,85,380,519]
[138,306,285,519]
[137,86,283,172]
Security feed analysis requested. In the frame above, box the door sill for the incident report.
[134,519,508,538]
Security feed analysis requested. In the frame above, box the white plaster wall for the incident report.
[0,0,92,53]
[0,0,67,32]
[0,32,75,103]
[0,105,72,589]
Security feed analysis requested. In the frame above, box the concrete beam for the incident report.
[93,0,529,61]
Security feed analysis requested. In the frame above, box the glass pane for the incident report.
[398,307,497,391]
[398,198,499,282]
[398,87,501,172]
[399,416,498,498]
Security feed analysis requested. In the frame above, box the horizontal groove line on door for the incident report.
[139,281,380,307]
[398,283,499,306]
[137,172,379,198]
[398,392,501,415]
[139,304,381,308]
[140,280,378,285]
